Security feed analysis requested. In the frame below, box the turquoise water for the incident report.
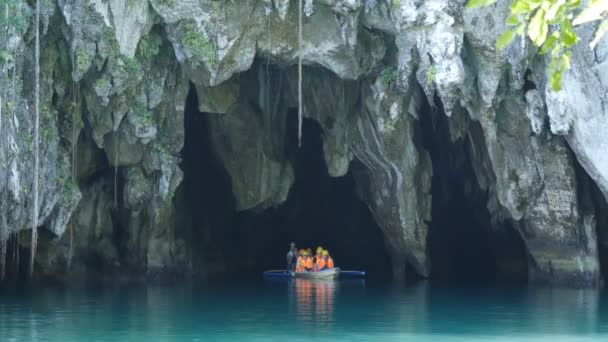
[1,279,608,341]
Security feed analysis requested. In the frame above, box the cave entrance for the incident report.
[179,85,392,279]
[422,103,528,283]
[238,111,392,278]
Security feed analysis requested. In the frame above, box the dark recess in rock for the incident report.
[177,85,392,279]
[421,96,528,282]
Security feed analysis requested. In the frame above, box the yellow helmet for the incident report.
[322,250,329,256]
[316,246,323,253]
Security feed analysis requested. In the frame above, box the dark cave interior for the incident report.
[420,100,528,283]
[179,85,393,279]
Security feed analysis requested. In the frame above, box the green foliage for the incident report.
[0,0,31,66]
[380,67,398,88]
[392,0,401,10]
[135,104,153,125]
[55,173,78,204]
[94,77,110,90]
[0,0,30,34]
[466,0,608,91]
[152,142,171,159]
[182,21,217,65]
[123,56,142,75]
[137,33,162,62]
[75,49,92,76]
[41,105,58,142]
[103,26,121,57]
[426,64,437,86]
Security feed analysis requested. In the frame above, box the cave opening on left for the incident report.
[179,84,392,279]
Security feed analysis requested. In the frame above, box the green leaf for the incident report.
[511,0,532,14]
[562,19,579,47]
[591,19,608,48]
[539,33,559,54]
[507,15,521,26]
[551,68,564,91]
[517,23,527,35]
[528,9,549,46]
[569,0,582,9]
[545,1,564,22]
[466,0,497,9]
[496,29,518,49]
[561,50,572,69]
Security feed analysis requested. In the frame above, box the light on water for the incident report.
[1,280,608,341]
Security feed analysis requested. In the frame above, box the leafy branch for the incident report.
[467,0,608,91]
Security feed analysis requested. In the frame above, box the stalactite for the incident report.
[30,0,40,278]
[297,0,303,147]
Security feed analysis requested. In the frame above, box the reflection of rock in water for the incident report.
[526,287,600,334]
[294,279,337,331]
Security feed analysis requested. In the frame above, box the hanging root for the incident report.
[0,237,6,280]
[30,0,41,278]
[114,129,118,209]
[298,0,303,147]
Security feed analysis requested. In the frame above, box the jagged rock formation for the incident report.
[0,0,606,285]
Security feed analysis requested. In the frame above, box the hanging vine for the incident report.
[30,0,40,277]
[114,123,118,209]
[67,51,80,271]
[0,0,8,280]
[297,0,303,147]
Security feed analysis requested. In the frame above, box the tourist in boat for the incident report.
[286,242,297,271]
[305,251,314,271]
[316,250,327,271]
[313,247,323,271]
[296,249,306,272]
[325,250,334,269]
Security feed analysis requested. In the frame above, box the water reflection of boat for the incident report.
[294,278,336,330]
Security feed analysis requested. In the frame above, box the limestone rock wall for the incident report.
[0,0,606,284]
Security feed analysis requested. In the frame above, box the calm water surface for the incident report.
[1,279,607,341]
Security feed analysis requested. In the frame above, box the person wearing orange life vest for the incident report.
[313,247,323,271]
[305,252,314,271]
[326,250,334,269]
[296,249,306,272]
[319,250,334,270]
[316,250,327,270]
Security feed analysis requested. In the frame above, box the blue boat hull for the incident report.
[263,269,365,278]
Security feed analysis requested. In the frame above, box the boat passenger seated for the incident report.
[305,252,313,271]
[313,247,323,271]
[326,250,334,269]
[296,249,306,272]
[316,250,327,270]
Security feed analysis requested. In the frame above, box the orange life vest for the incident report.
[314,255,322,270]
[305,257,313,270]
[317,258,327,270]
[296,256,305,272]
[327,257,334,269]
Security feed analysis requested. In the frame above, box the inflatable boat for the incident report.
[263,268,365,279]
